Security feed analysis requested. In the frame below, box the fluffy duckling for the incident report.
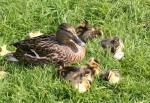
[101,36,124,60]
[0,45,11,56]
[28,31,43,38]
[101,70,121,84]
[76,20,103,42]
[111,37,124,60]
[58,57,100,93]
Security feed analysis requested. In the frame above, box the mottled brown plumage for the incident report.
[11,23,86,66]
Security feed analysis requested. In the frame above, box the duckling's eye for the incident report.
[93,59,99,64]
[85,73,89,77]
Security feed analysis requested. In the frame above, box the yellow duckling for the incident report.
[101,70,121,84]
[58,57,100,93]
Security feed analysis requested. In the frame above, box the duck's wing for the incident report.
[13,34,56,51]
[12,34,60,63]
[13,34,74,65]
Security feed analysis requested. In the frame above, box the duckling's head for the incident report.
[82,68,94,84]
[111,36,124,48]
[76,20,103,42]
[56,23,85,47]
[111,37,124,56]
[76,20,89,35]
[80,28,103,42]
[111,37,120,47]
[76,77,91,93]
[87,57,101,76]
[101,70,120,84]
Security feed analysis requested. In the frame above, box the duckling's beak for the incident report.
[74,36,86,47]
[88,80,92,85]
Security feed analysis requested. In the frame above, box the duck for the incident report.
[7,23,86,66]
[100,36,124,60]
[76,20,103,42]
[58,57,100,93]
[101,69,121,84]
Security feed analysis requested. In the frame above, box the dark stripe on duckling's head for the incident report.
[56,23,85,47]
[87,57,101,76]
[111,37,120,46]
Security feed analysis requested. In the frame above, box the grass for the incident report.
[0,0,150,102]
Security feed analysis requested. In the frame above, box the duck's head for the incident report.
[56,23,86,47]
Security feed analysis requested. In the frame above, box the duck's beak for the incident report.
[74,36,86,47]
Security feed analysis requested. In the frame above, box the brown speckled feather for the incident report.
[13,34,85,65]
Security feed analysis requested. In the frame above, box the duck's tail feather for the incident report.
[5,53,18,62]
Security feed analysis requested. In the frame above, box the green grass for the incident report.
[0,0,150,102]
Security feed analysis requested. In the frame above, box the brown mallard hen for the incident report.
[58,57,100,93]
[8,23,86,66]
[76,20,103,42]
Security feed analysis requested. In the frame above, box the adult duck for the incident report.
[8,23,86,66]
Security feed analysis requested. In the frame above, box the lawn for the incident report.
[0,0,150,102]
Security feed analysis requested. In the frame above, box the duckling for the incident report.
[76,20,103,42]
[58,57,100,93]
[59,67,92,93]
[101,70,121,84]
[111,37,124,60]
[0,45,11,56]
[7,23,86,66]
[101,36,124,60]
[28,31,43,38]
